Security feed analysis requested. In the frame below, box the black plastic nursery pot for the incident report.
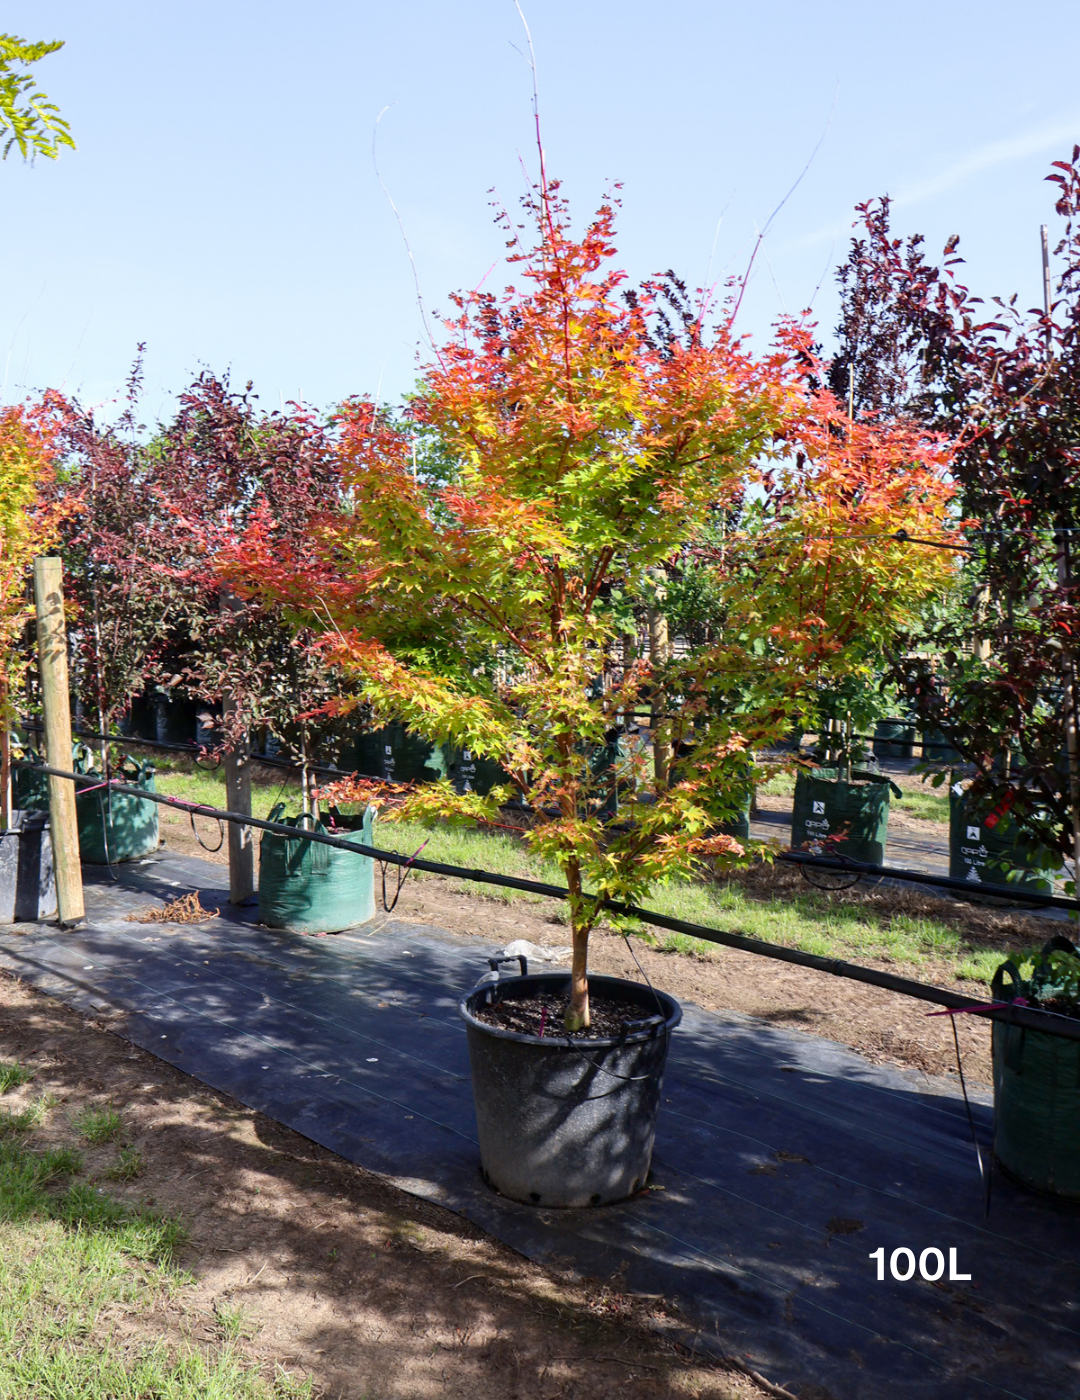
[0,811,57,923]
[459,968,682,1208]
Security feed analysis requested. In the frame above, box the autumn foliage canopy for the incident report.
[224,182,955,1028]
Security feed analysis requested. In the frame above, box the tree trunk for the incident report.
[219,589,254,904]
[1056,541,1080,883]
[299,724,310,817]
[648,599,670,787]
[564,856,591,1032]
[223,691,254,904]
[0,674,10,831]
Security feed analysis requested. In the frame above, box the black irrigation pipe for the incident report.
[18,759,1080,1044]
[778,849,1080,914]
[21,728,1072,904]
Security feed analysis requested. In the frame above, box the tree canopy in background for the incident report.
[829,149,1080,872]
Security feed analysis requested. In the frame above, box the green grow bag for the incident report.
[258,804,376,935]
[75,755,159,865]
[948,784,1059,895]
[873,718,915,762]
[791,768,898,865]
[349,723,448,784]
[12,746,159,865]
[991,942,1080,1199]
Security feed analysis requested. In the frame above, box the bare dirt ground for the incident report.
[158,806,1054,1088]
[0,970,774,1400]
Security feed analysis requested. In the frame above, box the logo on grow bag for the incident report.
[813,801,826,815]
[967,825,980,841]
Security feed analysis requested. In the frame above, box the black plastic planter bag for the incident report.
[258,804,376,935]
[991,941,1080,1200]
[0,810,57,922]
[791,768,899,866]
[460,967,681,1208]
[948,783,1059,895]
[348,723,449,785]
[872,718,915,761]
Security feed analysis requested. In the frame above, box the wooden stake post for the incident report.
[33,557,84,926]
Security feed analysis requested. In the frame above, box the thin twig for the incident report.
[371,106,439,361]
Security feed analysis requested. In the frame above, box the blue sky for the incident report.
[6,0,1080,424]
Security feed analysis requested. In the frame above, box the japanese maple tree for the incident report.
[225,183,954,1030]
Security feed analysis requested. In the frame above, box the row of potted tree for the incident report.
[4,160,1078,1204]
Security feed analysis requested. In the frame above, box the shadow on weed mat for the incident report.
[0,852,1075,1400]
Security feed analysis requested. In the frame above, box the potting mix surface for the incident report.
[0,850,1075,1400]
[472,987,663,1039]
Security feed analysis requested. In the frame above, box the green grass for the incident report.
[154,758,291,822]
[372,816,1009,984]
[105,1146,145,1181]
[153,765,999,983]
[0,1061,33,1095]
[72,1105,124,1145]
[0,1095,56,1137]
[0,1126,310,1399]
[623,880,984,973]
[893,786,951,823]
[214,1301,260,1342]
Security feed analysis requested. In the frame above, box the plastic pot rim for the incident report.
[459,970,682,1049]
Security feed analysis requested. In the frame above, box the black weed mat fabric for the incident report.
[0,852,1076,1400]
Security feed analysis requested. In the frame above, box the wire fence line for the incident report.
[16,758,1080,1044]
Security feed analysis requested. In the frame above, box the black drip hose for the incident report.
[15,758,1080,1044]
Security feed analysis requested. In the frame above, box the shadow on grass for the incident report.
[0,979,747,1400]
